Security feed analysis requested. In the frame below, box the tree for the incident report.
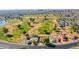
[17,24,21,28]
[29,18,35,22]
[44,30,50,34]
[43,16,48,22]
[74,36,78,40]
[32,40,37,45]
[63,36,68,42]
[71,26,79,33]
[26,36,30,40]
[18,17,23,21]
[6,34,13,38]
[23,31,26,34]
[3,27,8,33]
[43,38,50,44]
[17,24,24,29]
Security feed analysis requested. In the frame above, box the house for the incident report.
[49,31,69,43]
[59,20,69,27]
[50,32,62,43]
[25,36,40,45]
[30,36,40,42]
[66,32,78,40]
[0,16,5,19]
[49,35,59,43]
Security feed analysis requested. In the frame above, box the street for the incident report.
[0,40,78,49]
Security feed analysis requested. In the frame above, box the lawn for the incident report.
[0,27,11,42]
[38,21,55,34]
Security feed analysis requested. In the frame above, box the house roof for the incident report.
[30,37,39,41]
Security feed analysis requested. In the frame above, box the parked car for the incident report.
[45,43,56,48]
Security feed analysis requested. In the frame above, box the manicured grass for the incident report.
[0,27,11,42]
[12,22,31,36]
[38,21,54,34]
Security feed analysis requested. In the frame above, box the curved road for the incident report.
[0,41,78,49]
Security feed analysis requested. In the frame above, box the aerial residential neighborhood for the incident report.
[0,9,79,49]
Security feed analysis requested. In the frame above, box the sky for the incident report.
[0,0,78,9]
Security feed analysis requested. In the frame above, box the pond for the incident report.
[0,20,7,27]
